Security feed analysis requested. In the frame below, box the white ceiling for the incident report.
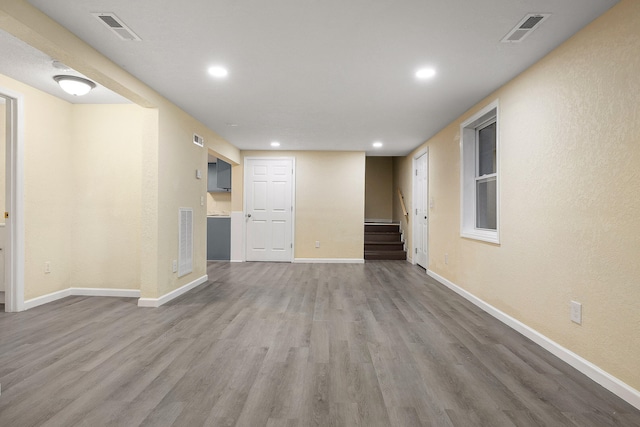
[4,0,619,155]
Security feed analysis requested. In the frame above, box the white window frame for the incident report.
[460,100,500,244]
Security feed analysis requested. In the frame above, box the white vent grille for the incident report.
[501,14,550,43]
[178,208,193,277]
[193,134,204,147]
[92,13,141,41]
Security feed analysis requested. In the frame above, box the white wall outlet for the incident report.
[44,261,51,274]
[570,300,582,324]
[200,196,204,206]
[172,260,178,273]
[315,241,320,248]
[444,253,448,265]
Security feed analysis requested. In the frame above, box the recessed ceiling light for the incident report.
[415,68,436,79]
[270,141,281,147]
[208,66,228,78]
[373,141,383,148]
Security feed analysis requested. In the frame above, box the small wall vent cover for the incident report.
[92,13,141,41]
[193,134,204,147]
[501,14,550,43]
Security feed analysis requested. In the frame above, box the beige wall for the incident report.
[396,0,640,390]
[69,105,144,290]
[207,192,231,215]
[365,157,393,222]
[0,75,148,299]
[240,151,365,260]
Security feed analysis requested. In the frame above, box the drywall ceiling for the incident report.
[0,29,130,105]
[17,0,620,154]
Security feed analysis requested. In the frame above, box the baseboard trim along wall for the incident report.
[137,275,208,308]
[23,287,141,311]
[293,258,365,264]
[427,269,640,411]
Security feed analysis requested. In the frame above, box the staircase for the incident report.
[364,223,406,261]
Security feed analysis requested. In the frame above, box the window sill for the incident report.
[461,229,500,245]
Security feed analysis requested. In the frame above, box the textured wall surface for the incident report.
[365,156,393,221]
[397,0,640,390]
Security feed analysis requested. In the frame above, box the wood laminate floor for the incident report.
[0,261,639,426]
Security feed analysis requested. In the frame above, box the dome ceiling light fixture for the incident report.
[53,75,96,96]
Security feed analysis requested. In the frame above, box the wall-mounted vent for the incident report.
[92,13,141,41]
[193,134,204,147]
[178,208,193,278]
[501,14,550,43]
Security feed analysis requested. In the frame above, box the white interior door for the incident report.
[245,158,293,262]
[414,152,428,268]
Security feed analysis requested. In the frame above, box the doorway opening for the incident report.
[1,88,24,312]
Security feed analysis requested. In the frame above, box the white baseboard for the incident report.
[293,258,365,264]
[23,287,140,311]
[137,275,208,308]
[426,269,640,411]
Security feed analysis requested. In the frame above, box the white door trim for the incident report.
[243,157,295,262]
[1,86,25,312]
[412,148,428,269]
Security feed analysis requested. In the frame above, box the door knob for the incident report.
[247,213,252,218]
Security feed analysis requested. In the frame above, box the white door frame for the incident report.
[243,157,295,262]
[1,87,25,312]
[412,148,428,269]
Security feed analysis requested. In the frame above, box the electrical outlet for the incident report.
[200,196,204,206]
[570,301,582,324]
[44,261,51,274]
[172,260,178,273]
[315,241,320,248]
[444,253,448,265]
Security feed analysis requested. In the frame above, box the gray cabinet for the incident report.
[207,217,231,260]
[217,159,231,189]
[207,159,232,192]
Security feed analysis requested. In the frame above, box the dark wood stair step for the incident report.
[365,242,404,251]
[364,223,400,233]
[364,232,402,242]
[364,250,407,261]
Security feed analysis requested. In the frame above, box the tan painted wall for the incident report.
[240,151,365,260]
[207,193,231,216]
[0,74,75,299]
[396,0,640,390]
[69,105,144,290]
[365,157,393,222]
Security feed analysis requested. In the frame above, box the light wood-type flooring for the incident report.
[1,261,639,426]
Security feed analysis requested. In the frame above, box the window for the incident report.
[461,101,499,243]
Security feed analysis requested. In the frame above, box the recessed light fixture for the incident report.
[270,141,281,147]
[373,141,383,148]
[208,66,228,78]
[415,67,436,79]
[53,75,96,96]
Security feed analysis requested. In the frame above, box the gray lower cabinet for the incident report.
[207,217,231,260]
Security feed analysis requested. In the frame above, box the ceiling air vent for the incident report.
[501,14,550,43]
[193,134,204,147]
[92,13,141,41]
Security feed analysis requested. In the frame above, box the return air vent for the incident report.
[92,13,141,41]
[501,14,550,43]
[193,134,204,147]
